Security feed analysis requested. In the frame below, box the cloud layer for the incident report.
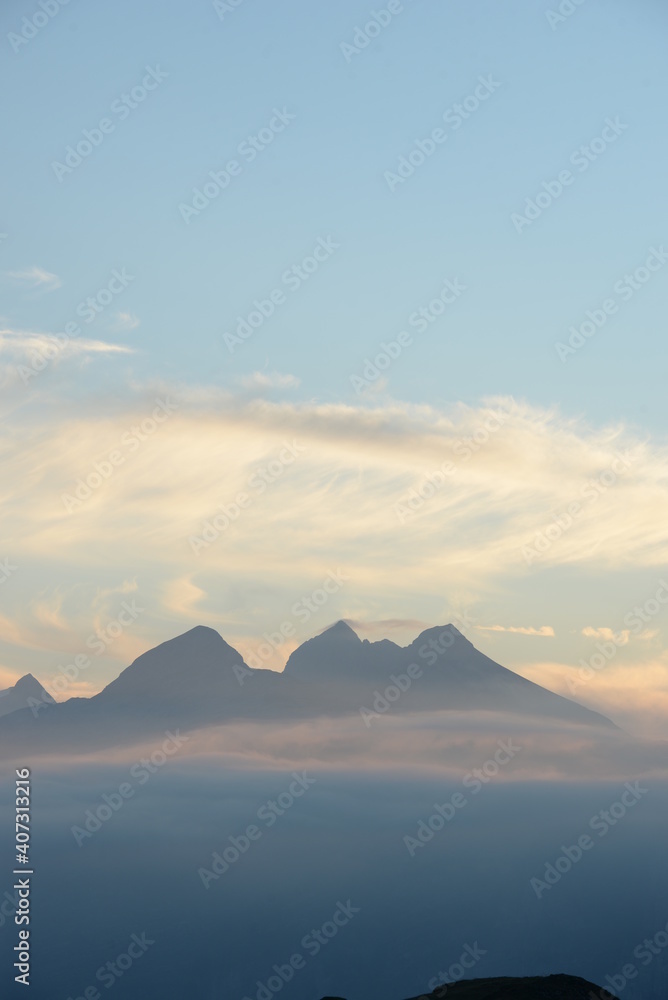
[1,384,667,724]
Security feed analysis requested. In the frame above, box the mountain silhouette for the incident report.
[284,619,406,682]
[285,621,615,727]
[0,672,55,718]
[95,625,266,708]
[319,974,619,999]
[0,621,618,755]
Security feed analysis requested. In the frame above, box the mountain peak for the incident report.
[173,624,224,642]
[14,672,48,691]
[283,619,362,680]
[321,620,360,640]
[411,622,469,648]
[0,673,55,718]
[95,625,246,703]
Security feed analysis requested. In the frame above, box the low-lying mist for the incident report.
[1,712,667,999]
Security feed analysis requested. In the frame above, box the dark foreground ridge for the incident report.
[319,973,619,999]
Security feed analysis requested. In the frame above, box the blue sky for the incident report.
[2,0,667,422]
[1,0,668,730]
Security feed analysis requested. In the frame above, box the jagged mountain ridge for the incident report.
[283,620,614,727]
[0,621,617,754]
[90,619,615,729]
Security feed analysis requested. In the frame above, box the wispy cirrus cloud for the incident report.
[581,626,659,644]
[5,266,61,293]
[0,330,137,391]
[0,330,135,362]
[236,370,301,390]
[0,387,667,715]
[163,575,213,619]
[111,311,140,332]
[3,390,668,584]
[476,625,555,637]
[581,626,630,645]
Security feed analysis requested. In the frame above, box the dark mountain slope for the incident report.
[319,973,618,999]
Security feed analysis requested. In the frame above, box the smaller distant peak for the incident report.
[14,673,41,688]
